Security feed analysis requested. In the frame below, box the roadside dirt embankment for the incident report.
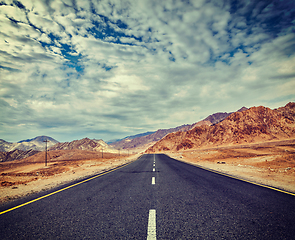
[0,152,140,204]
[166,139,295,193]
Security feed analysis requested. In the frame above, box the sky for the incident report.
[0,0,295,143]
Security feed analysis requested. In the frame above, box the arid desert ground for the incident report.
[0,151,139,204]
[1,138,295,204]
[168,139,295,193]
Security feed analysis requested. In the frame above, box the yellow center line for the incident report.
[0,161,134,215]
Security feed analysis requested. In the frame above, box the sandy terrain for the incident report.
[167,139,295,193]
[0,153,140,204]
[1,139,294,205]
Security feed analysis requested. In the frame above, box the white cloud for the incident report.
[0,0,294,142]
[276,56,295,75]
[0,5,27,22]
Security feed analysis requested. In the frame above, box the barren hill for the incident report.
[0,136,58,152]
[110,124,192,150]
[0,136,59,162]
[192,107,248,127]
[110,107,248,150]
[16,149,118,164]
[49,137,115,153]
[0,149,40,162]
[147,102,295,152]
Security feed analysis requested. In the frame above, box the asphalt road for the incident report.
[1,154,295,239]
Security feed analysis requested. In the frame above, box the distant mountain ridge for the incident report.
[147,102,295,152]
[49,137,116,153]
[0,149,40,162]
[107,131,156,144]
[18,136,58,144]
[110,107,248,150]
[0,135,59,152]
[109,124,192,150]
[0,137,116,162]
[192,106,248,127]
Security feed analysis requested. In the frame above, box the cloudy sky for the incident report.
[0,0,295,143]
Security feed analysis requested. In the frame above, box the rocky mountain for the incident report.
[49,137,115,152]
[0,140,16,152]
[147,102,295,152]
[0,136,59,152]
[107,131,156,144]
[200,112,231,125]
[110,107,248,150]
[110,124,193,150]
[13,149,120,164]
[0,137,114,162]
[0,149,40,162]
[192,107,248,127]
[18,136,58,144]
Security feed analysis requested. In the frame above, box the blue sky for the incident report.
[0,0,295,142]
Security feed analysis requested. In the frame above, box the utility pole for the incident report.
[101,147,103,158]
[43,140,49,166]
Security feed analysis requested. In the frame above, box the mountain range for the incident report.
[0,137,114,162]
[107,131,156,144]
[49,138,116,153]
[0,136,58,152]
[0,149,40,162]
[1,102,294,161]
[109,107,248,150]
[0,136,59,162]
[147,102,295,152]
